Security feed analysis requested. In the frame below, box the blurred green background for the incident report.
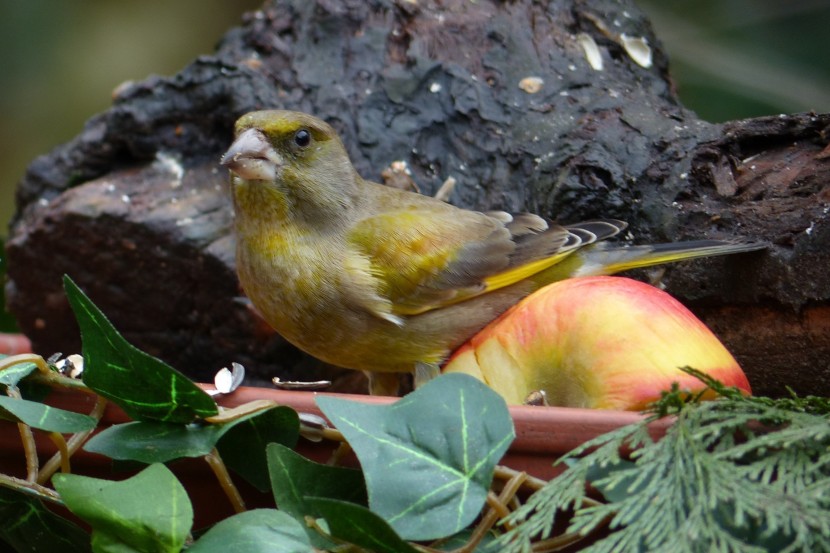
[1,0,828,239]
[0,0,260,237]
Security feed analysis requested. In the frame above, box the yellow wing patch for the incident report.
[344,207,628,317]
[482,250,576,290]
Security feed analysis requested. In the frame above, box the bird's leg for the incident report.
[414,362,441,389]
[366,371,402,396]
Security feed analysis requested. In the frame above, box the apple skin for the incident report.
[442,276,751,410]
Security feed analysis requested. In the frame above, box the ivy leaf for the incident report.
[0,395,96,433]
[217,406,300,492]
[267,443,366,548]
[267,442,367,513]
[53,463,192,553]
[63,275,217,423]
[0,487,91,553]
[187,509,310,553]
[307,497,420,553]
[83,420,224,463]
[84,406,296,467]
[435,529,498,551]
[0,357,50,402]
[316,373,515,541]
[0,357,37,388]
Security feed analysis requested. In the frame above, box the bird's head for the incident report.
[221,110,359,223]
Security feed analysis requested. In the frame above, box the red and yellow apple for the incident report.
[443,276,751,410]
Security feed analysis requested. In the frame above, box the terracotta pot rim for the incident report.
[211,385,671,457]
[0,383,671,517]
[0,333,32,356]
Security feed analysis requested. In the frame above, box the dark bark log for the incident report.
[6,0,830,396]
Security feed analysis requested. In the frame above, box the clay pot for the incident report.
[0,383,670,528]
[0,333,31,356]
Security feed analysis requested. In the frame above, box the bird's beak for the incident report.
[220,128,283,181]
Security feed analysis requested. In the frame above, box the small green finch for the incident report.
[221,110,761,394]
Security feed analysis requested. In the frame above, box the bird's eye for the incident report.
[294,129,311,148]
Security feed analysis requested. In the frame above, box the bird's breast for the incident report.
[235,229,369,349]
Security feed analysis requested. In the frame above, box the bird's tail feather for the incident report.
[576,240,766,276]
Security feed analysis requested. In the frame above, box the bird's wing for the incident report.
[346,205,625,317]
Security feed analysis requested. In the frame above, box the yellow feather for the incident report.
[483,251,576,291]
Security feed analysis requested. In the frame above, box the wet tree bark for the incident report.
[6,0,830,395]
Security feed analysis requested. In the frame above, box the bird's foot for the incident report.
[366,371,402,396]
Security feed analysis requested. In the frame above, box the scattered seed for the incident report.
[519,76,544,94]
